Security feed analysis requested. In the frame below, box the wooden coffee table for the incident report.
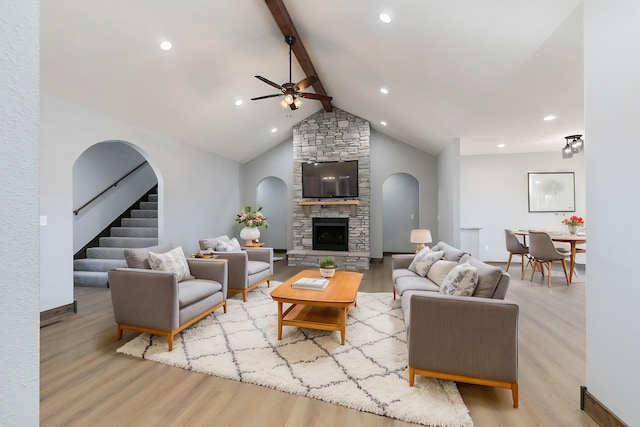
[270,269,363,345]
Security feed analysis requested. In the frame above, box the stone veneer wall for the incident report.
[288,108,371,270]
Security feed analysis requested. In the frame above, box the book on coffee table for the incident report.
[291,277,329,290]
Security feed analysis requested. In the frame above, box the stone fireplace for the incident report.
[313,217,349,251]
[287,108,371,270]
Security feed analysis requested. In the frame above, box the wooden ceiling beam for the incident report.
[264,0,333,112]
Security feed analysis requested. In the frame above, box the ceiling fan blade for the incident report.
[298,92,333,102]
[250,94,282,101]
[255,75,284,91]
[294,75,318,91]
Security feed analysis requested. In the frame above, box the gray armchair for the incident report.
[199,237,273,302]
[405,291,519,408]
[108,244,228,351]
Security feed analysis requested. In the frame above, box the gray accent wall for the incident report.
[437,138,461,247]
[73,141,157,252]
[382,173,419,253]
[256,177,288,249]
[370,130,438,257]
[41,93,241,312]
[0,1,40,424]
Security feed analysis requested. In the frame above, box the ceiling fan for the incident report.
[251,35,332,110]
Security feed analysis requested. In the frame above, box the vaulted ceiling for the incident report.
[41,1,584,164]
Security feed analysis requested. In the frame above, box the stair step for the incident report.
[99,236,158,248]
[131,209,157,218]
[139,201,158,210]
[74,258,126,272]
[148,194,158,202]
[110,227,158,238]
[86,247,126,259]
[74,271,109,288]
[121,218,158,227]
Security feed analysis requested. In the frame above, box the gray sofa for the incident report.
[108,243,228,351]
[392,241,520,408]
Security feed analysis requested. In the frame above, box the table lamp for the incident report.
[410,229,432,253]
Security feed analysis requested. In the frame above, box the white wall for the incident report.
[461,152,585,262]
[41,93,241,311]
[438,139,461,246]
[584,1,640,424]
[0,0,39,424]
[73,142,157,252]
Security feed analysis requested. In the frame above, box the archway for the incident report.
[256,176,288,250]
[72,140,161,287]
[382,173,420,253]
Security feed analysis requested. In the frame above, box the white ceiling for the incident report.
[41,0,584,164]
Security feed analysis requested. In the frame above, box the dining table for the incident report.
[513,230,586,283]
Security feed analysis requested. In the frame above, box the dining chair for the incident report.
[504,229,533,280]
[528,231,570,287]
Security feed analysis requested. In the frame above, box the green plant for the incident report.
[319,256,336,268]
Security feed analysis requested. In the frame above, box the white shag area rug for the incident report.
[117,282,473,427]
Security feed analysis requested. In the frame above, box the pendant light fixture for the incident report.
[562,135,584,159]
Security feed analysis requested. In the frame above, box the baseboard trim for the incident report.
[41,301,77,327]
[581,386,629,427]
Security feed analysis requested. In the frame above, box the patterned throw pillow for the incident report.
[439,261,478,296]
[414,251,445,277]
[408,247,432,273]
[148,246,194,282]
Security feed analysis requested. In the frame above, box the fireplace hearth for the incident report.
[313,217,349,251]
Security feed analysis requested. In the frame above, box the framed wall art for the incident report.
[527,172,575,213]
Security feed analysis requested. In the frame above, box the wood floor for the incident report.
[40,256,598,427]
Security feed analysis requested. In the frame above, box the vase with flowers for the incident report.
[235,206,268,245]
[562,215,584,234]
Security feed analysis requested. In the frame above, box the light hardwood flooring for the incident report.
[41,256,598,427]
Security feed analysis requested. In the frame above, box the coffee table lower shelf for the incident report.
[278,303,352,345]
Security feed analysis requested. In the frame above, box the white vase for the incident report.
[320,268,335,278]
[240,226,260,246]
[568,225,578,234]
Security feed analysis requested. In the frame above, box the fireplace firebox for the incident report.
[312,218,349,251]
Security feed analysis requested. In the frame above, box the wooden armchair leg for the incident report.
[117,325,123,340]
[408,366,415,386]
[506,252,513,271]
[512,382,519,408]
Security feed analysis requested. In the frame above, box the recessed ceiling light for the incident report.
[379,13,392,24]
[380,88,389,95]
[380,121,387,126]
[235,100,243,106]
[497,143,506,148]
[159,41,172,51]
[543,115,556,121]
[271,128,277,133]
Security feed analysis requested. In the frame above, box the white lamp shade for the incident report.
[410,229,432,244]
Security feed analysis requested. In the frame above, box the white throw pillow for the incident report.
[408,246,432,273]
[439,261,478,296]
[148,246,194,282]
[426,260,458,286]
[216,237,242,252]
[414,251,445,277]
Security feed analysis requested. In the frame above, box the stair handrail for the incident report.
[73,161,149,215]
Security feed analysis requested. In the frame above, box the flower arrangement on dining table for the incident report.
[562,215,585,227]
[235,206,268,228]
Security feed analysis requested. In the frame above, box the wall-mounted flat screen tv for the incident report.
[302,160,359,199]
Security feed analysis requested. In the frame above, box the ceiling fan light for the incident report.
[293,98,303,108]
[284,94,294,105]
[279,99,289,109]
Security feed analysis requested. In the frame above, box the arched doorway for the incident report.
[73,141,161,287]
[256,177,287,250]
[382,173,420,253]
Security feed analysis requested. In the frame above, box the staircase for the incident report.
[73,193,158,287]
